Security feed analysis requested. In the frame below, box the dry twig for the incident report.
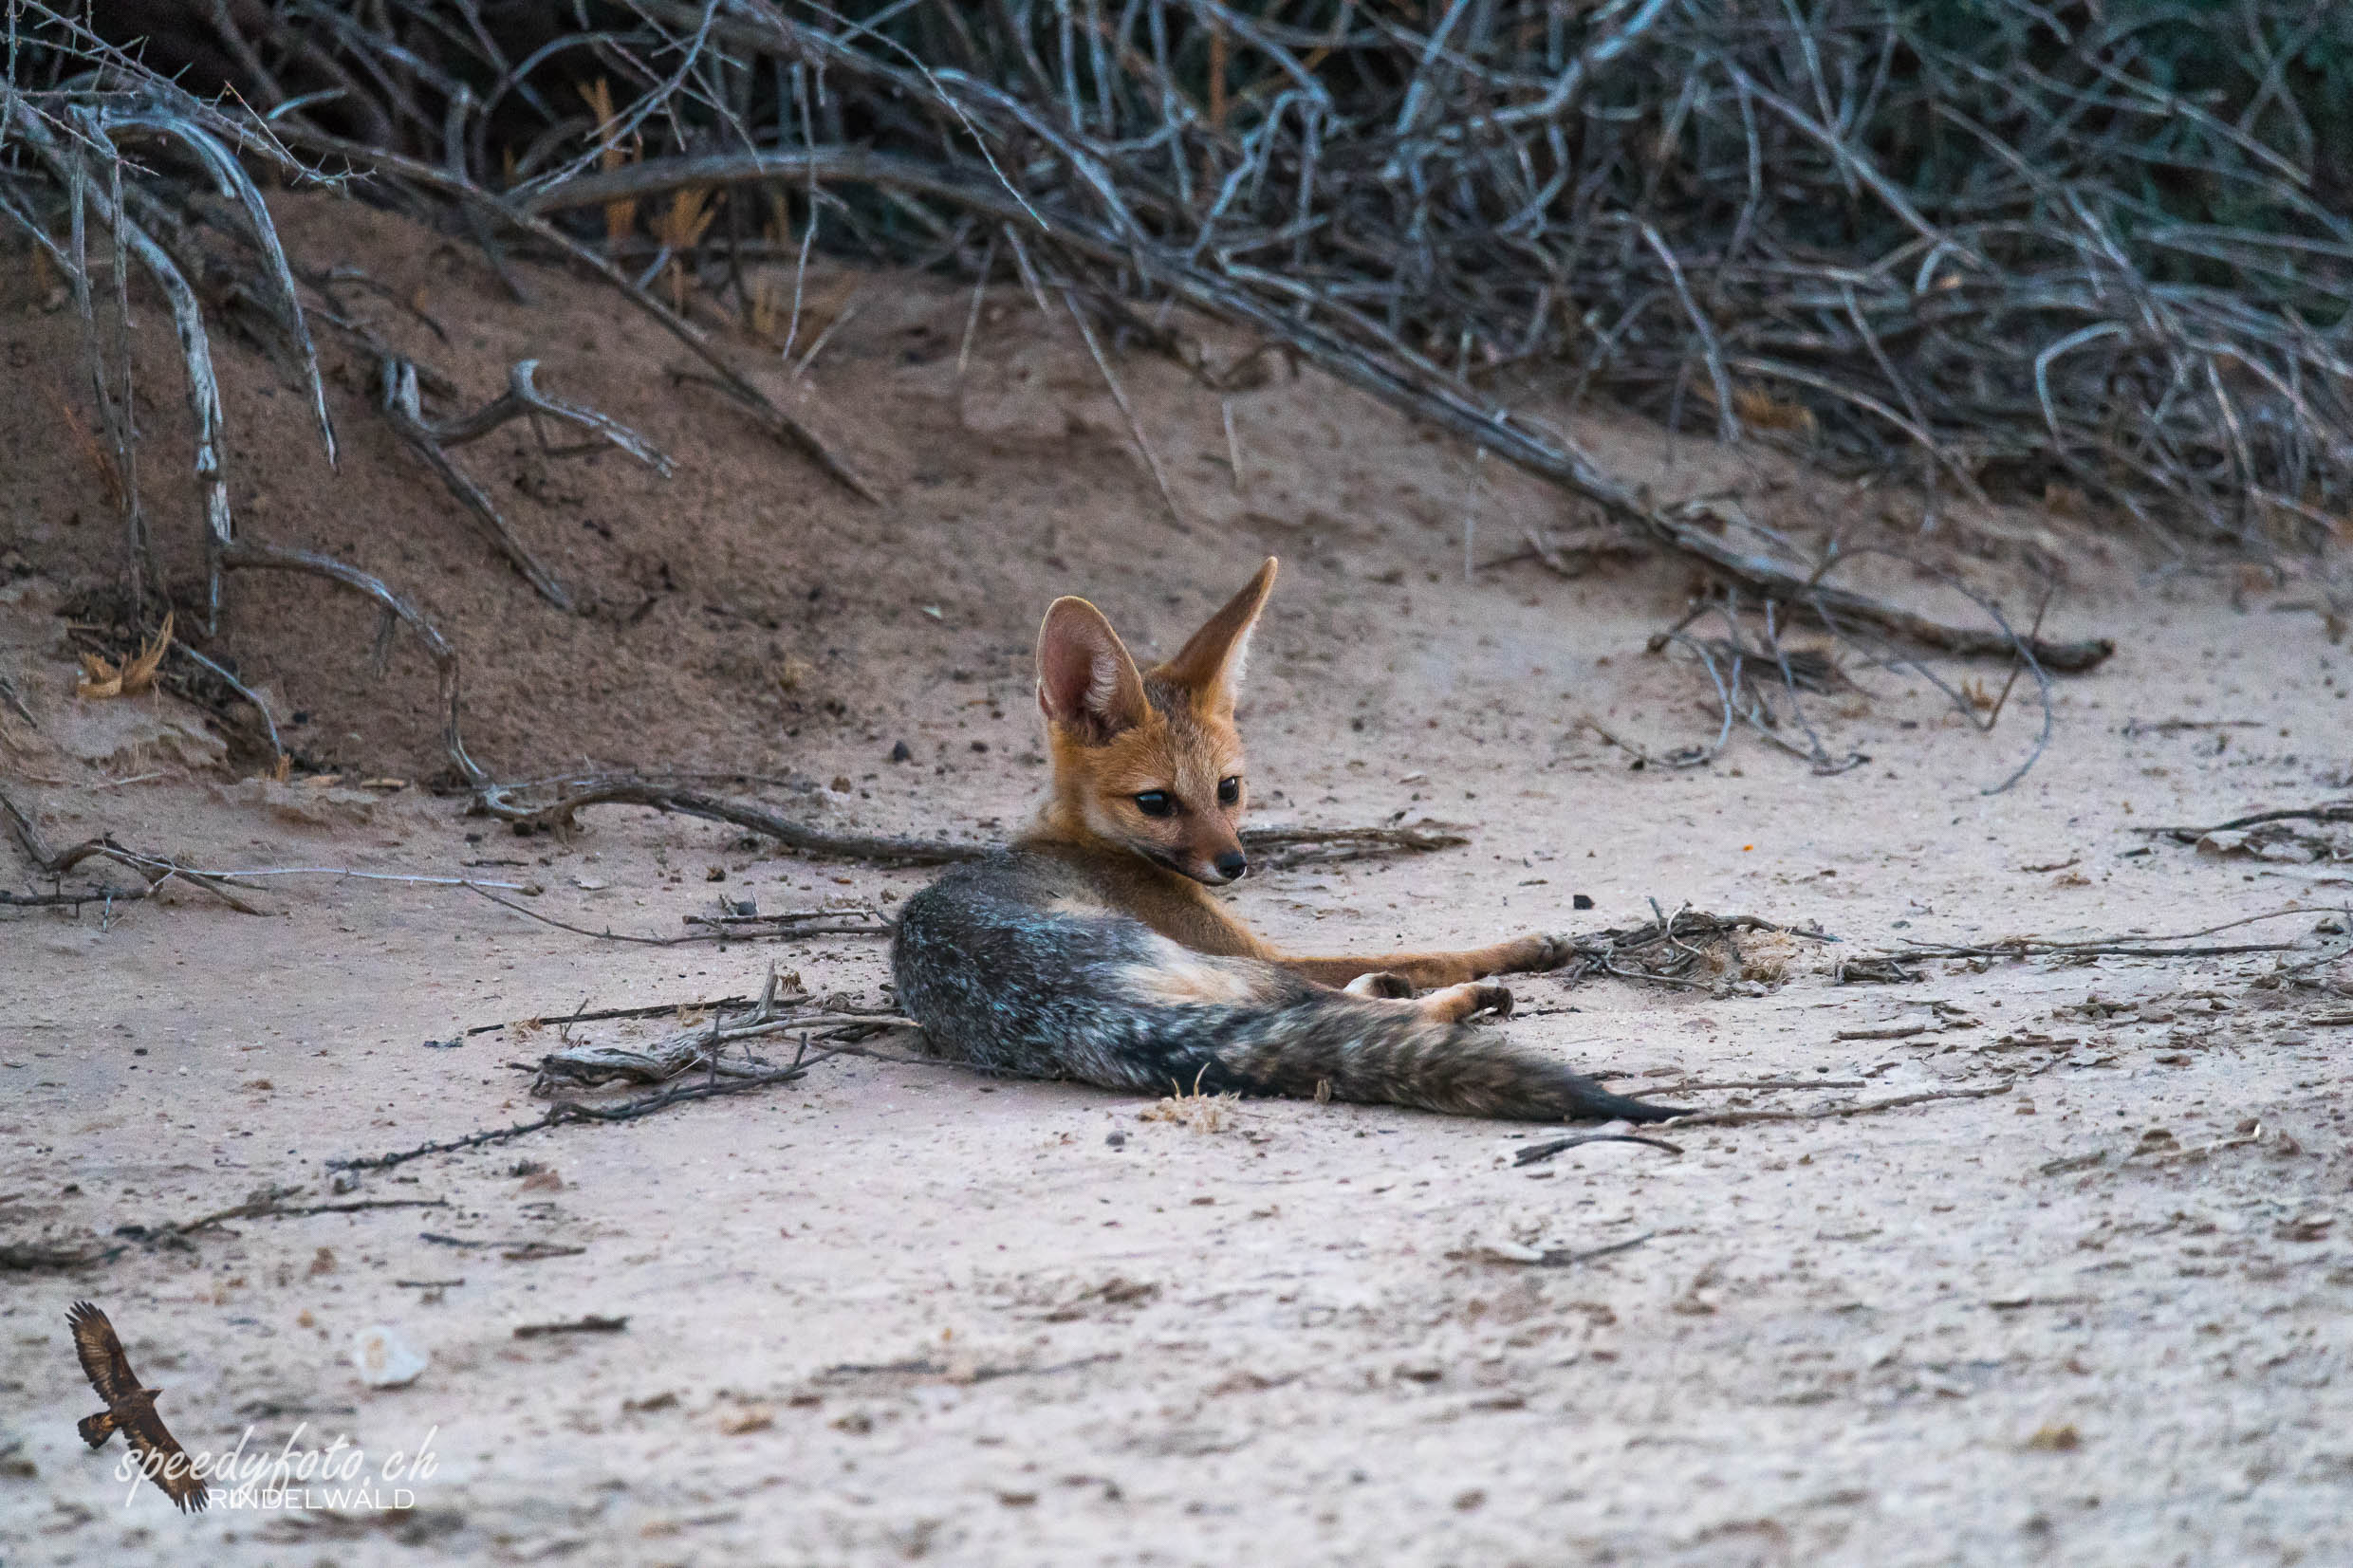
[1880,907,2352,964]
[2140,802,2353,845]
[514,1316,628,1338]
[1,1184,448,1274]
[471,775,1465,869]
[1,784,271,915]
[1512,1133,1682,1168]
[531,971,907,1093]
[1667,1081,2012,1128]
[326,977,903,1173]
[1547,906,1825,990]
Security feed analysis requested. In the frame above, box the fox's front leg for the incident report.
[1281,934,1572,991]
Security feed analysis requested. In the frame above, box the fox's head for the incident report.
[1033,557,1278,886]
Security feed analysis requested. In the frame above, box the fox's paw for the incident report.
[1507,933,1580,973]
[1343,970,1417,1000]
[1463,983,1515,1020]
[1421,981,1514,1024]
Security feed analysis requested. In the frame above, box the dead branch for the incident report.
[682,909,895,937]
[1647,506,2114,673]
[322,1106,593,1173]
[523,148,2116,693]
[169,640,285,765]
[162,1189,450,1234]
[0,783,60,869]
[1645,588,1869,777]
[6,88,334,632]
[213,540,488,787]
[1547,906,1827,989]
[430,358,675,472]
[461,995,761,1038]
[323,1059,839,1175]
[1660,1078,1871,1091]
[1063,286,1186,529]
[327,976,906,1172]
[473,775,989,861]
[1478,526,1651,579]
[0,672,34,728]
[470,774,1466,868]
[265,123,878,503]
[514,1316,628,1338]
[1495,1232,1658,1268]
[0,1184,450,1274]
[376,358,573,611]
[1512,1133,1683,1167]
[39,839,270,915]
[2131,1121,2272,1166]
[359,351,674,624]
[1834,954,1922,986]
[0,888,152,911]
[1880,906,2353,963]
[532,978,910,1094]
[0,1238,125,1273]
[2140,802,2353,845]
[2122,719,2266,738]
[464,884,891,947]
[73,0,2344,556]
[1666,1080,2011,1128]
[1,786,270,914]
[528,1020,888,1091]
[460,886,694,947]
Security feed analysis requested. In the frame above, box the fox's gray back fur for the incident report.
[892,848,1677,1122]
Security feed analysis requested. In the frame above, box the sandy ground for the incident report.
[3,194,2352,1568]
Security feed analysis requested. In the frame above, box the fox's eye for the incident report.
[1134,790,1176,818]
[1217,776,1241,805]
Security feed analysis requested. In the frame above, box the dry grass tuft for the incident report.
[75,612,171,700]
[577,79,639,249]
[649,188,719,313]
[1140,1083,1242,1134]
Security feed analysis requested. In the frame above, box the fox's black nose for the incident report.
[1213,851,1249,882]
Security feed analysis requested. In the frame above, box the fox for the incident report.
[890,557,1682,1123]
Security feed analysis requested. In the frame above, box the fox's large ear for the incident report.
[1158,557,1278,710]
[1037,596,1148,742]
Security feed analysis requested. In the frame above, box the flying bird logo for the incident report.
[67,1301,209,1512]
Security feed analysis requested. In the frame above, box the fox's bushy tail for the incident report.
[1204,1001,1681,1122]
[892,868,1681,1123]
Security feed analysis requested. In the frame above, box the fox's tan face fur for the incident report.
[1034,558,1278,886]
